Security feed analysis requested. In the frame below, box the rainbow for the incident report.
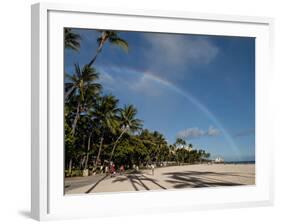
[104,65,241,160]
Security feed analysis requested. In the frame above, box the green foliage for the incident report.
[65,64,101,102]
[64,120,76,162]
[64,28,81,51]
[65,169,83,177]
[97,31,129,52]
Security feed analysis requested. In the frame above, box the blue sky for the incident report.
[65,29,255,162]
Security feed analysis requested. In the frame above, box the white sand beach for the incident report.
[65,164,255,194]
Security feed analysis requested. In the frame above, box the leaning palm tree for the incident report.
[88,31,128,66]
[64,28,81,51]
[65,64,101,135]
[108,105,143,164]
[91,95,120,168]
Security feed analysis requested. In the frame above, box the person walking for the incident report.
[151,163,155,176]
[100,165,103,174]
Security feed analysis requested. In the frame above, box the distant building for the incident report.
[214,156,224,163]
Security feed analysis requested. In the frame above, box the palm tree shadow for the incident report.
[113,173,166,191]
[85,174,109,193]
[163,171,245,189]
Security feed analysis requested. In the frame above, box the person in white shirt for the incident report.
[151,164,155,175]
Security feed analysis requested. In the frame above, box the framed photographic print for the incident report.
[31,2,274,221]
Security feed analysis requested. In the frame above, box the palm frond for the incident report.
[64,28,81,51]
[109,37,129,52]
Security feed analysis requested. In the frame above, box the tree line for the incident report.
[64,28,211,177]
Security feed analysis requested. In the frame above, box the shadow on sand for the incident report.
[112,172,167,191]
[162,171,247,189]
[83,169,252,193]
[85,174,109,193]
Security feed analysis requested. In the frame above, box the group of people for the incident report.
[99,163,125,177]
[98,162,155,177]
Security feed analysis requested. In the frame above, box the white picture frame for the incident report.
[31,2,274,221]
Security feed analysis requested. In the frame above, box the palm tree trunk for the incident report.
[71,100,80,136]
[95,131,104,168]
[64,86,75,101]
[109,129,127,164]
[88,48,100,67]
[80,156,86,169]
[68,158,72,175]
[88,37,106,67]
[84,132,92,170]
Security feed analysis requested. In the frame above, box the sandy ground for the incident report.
[65,164,255,194]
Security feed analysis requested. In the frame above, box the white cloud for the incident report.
[97,33,220,95]
[98,66,161,96]
[177,126,220,139]
[97,70,116,91]
[207,126,220,136]
[131,74,164,96]
[142,33,219,79]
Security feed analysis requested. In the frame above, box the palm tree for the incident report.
[91,95,120,168]
[64,115,76,174]
[64,28,81,51]
[88,31,128,66]
[153,131,167,164]
[65,64,101,136]
[139,129,157,164]
[76,114,95,172]
[202,151,210,162]
[175,138,186,149]
[198,149,204,163]
[109,105,143,164]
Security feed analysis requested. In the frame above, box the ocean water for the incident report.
[224,161,255,164]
